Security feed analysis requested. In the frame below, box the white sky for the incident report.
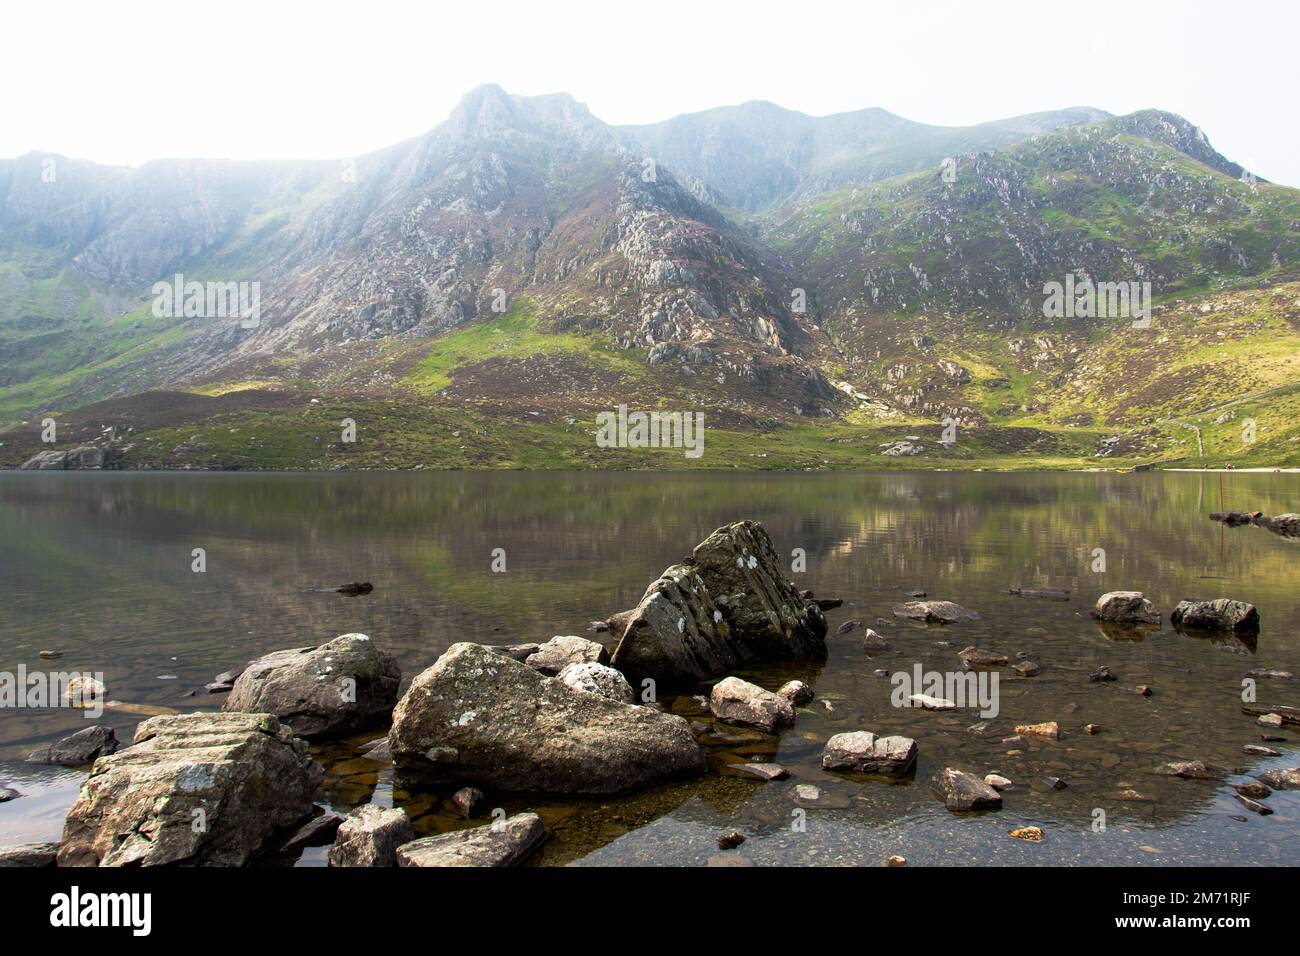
[3,0,1296,185]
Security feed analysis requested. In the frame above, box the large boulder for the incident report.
[327,805,415,867]
[223,633,400,738]
[709,676,795,732]
[822,732,917,775]
[610,521,827,685]
[1170,599,1259,633]
[388,643,705,795]
[1092,591,1160,625]
[397,813,545,867]
[57,713,323,867]
[26,725,119,766]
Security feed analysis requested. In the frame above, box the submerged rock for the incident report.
[1170,599,1260,633]
[328,805,415,867]
[893,600,979,624]
[223,633,400,738]
[25,725,119,766]
[1242,704,1300,726]
[280,811,344,853]
[397,813,545,867]
[1009,587,1069,600]
[1256,768,1300,790]
[556,661,635,703]
[726,762,789,781]
[58,713,323,867]
[1155,760,1223,780]
[525,635,609,675]
[1092,591,1161,626]
[958,646,1007,667]
[389,643,704,795]
[862,629,891,654]
[821,731,917,775]
[932,768,1002,811]
[609,520,827,685]
[709,677,795,733]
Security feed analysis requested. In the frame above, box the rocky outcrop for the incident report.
[1092,591,1161,625]
[557,661,635,703]
[328,805,415,867]
[709,677,795,733]
[524,635,608,675]
[1170,599,1259,633]
[20,446,124,470]
[57,713,323,866]
[223,633,400,738]
[25,725,119,766]
[610,521,827,685]
[893,600,979,623]
[396,812,546,867]
[822,732,917,775]
[932,768,1003,811]
[388,643,705,794]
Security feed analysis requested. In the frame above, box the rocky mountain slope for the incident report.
[2,86,1297,470]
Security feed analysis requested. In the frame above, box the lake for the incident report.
[1,470,1297,865]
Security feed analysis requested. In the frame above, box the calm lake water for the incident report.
[1,470,1298,866]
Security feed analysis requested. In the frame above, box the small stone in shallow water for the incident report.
[1135,685,1153,697]
[716,831,745,850]
[1117,790,1152,802]
[885,855,907,866]
[1235,795,1273,816]
[984,774,1013,790]
[862,630,891,654]
[38,651,62,660]
[1258,713,1286,729]
[1085,724,1102,735]
[958,646,1007,667]
[1089,666,1117,683]
[1244,744,1281,757]
[1157,760,1222,780]
[967,722,998,737]
[909,694,955,710]
[1044,776,1068,790]
[1015,721,1061,740]
[835,619,860,635]
[727,762,789,781]
[1009,826,1043,841]
[932,768,1002,812]
[1245,669,1293,680]
[709,677,795,733]
[1235,782,1271,800]
[0,787,21,803]
[1014,660,1040,677]
[1261,735,1287,743]
[452,787,487,818]
[777,680,814,706]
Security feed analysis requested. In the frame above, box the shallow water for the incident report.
[1,470,1297,865]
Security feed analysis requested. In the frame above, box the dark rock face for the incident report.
[1092,591,1161,625]
[328,806,415,867]
[223,633,400,738]
[932,768,1003,811]
[388,643,705,795]
[1170,599,1259,633]
[57,713,323,867]
[610,521,827,685]
[822,731,917,775]
[396,812,546,867]
[25,725,119,766]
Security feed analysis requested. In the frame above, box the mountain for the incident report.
[2,87,1298,471]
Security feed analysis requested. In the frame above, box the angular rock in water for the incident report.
[1155,760,1223,780]
[958,646,1007,667]
[1235,782,1272,800]
[1009,586,1069,600]
[556,661,635,703]
[1257,513,1300,538]
[777,679,814,706]
[1091,591,1161,626]
[609,520,827,685]
[525,635,609,675]
[984,774,1013,790]
[397,813,545,867]
[1242,704,1300,726]
[328,805,415,867]
[726,762,789,781]
[835,619,860,635]
[932,768,1002,811]
[909,693,955,710]
[1236,794,1273,816]
[814,598,843,611]
[0,787,20,802]
[1244,744,1282,757]
[709,676,795,733]
[0,842,59,867]
[1015,721,1060,740]
[223,633,400,738]
[25,725,119,766]
[1014,660,1040,677]
[58,713,323,866]
[280,811,344,853]
[389,643,705,795]
[452,786,487,818]
[862,629,891,654]
[821,731,917,775]
[893,600,979,624]
[1256,768,1300,790]
[1170,599,1260,633]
